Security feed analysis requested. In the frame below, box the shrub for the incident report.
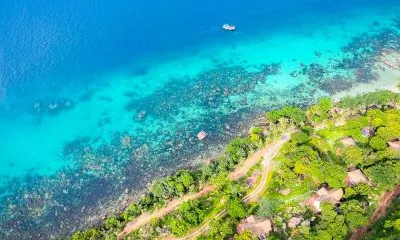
[369,136,387,151]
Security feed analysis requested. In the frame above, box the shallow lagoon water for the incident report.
[1,0,400,238]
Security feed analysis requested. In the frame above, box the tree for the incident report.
[266,106,306,125]
[369,136,387,151]
[122,203,140,221]
[322,163,347,188]
[313,204,348,240]
[291,132,310,145]
[176,170,195,190]
[226,138,250,163]
[341,200,368,230]
[71,228,102,240]
[250,127,264,144]
[167,218,189,237]
[151,179,169,200]
[343,146,363,166]
[227,197,247,219]
[384,219,400,232]
[234,230,257,240]
[365,161,399,191]
[207,219,234,239]
[366,197,400,239]
[178,200,207,226]
[211,172,229,191]
[318,97,333,113]
[104,216,122,231]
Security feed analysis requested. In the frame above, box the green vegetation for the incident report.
[164,198,210,237]
[366,197,400,239]
[70,90,400,240]
[227,197,247,219]
[266,105,306,126]
[256,90,400,240]
[257,197,283,218]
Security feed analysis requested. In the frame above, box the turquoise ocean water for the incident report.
[1,0,400,238]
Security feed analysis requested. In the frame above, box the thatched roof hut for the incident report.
[237,215,272,238]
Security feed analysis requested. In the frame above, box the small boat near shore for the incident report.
[222,24,235,31]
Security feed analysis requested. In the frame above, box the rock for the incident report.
[301,220,310,227]
[384,60,394,68]
[223,87,229,96]
[288,217,302,228]
[279,188,291,196]
[197,131,207,140]
[137,110,147,120]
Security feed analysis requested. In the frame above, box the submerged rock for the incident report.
[197,131,207,141]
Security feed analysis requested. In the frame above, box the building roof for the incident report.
[346,169,370,186]
[307,187,343,213]
[288,217,302,228]
[317,187,329,196]
[237,215,272,236]
[388,141,400,150]
[341,137,356,146]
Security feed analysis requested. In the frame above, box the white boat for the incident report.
[222,24,236,31]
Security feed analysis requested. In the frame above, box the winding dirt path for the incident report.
[117,137,289,240]
[350,184,400,240]
[117,185,215,239]
[175,137,289,240]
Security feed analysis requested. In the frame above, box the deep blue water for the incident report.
[0,0,387,108]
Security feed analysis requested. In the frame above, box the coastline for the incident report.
[70,87,400,240]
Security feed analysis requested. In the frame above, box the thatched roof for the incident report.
[346,169,370,186]
[388,140,400,150]
[237,215,272,236]
[341,137,356,146]
[307,187,343,213]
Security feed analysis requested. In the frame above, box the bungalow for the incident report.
[388,140,400,151]
[346,169,370,186]
[341,137,356,146]
[237,215,272,240]
[307,187,343,213]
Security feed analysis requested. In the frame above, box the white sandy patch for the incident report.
[333,51,400,100]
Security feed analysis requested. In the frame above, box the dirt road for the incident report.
[117,137,288,240]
